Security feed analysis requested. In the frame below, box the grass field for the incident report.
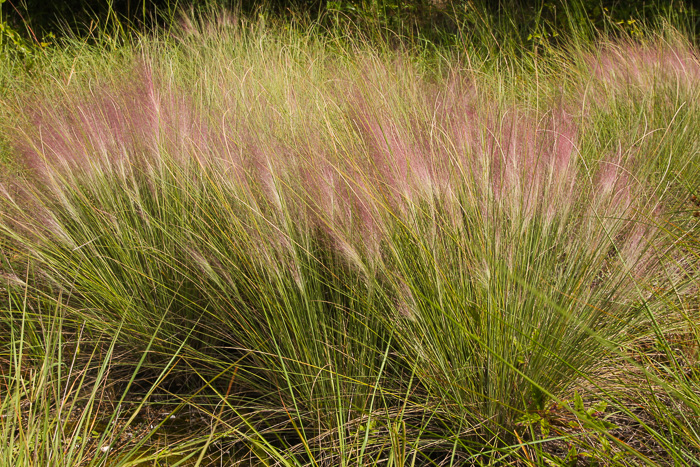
[0,6,699,465]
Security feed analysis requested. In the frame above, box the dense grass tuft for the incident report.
[1,8,699,465]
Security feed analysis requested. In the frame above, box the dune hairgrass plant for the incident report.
[0,5,699,464]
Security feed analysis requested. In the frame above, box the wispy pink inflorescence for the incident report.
[587,41,700,91]
[4,50,663,294]
[475,108,579,227]
[346,88,457,219]
[15,62,214,184]
[593,150,634,214]
[619,220,656,277]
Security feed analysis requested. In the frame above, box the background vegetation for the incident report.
[0,0,699,465]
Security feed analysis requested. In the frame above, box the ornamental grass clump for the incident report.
[0,14,696,462]
[354,101,662,442]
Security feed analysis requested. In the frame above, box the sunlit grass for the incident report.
[0,6,699,465]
